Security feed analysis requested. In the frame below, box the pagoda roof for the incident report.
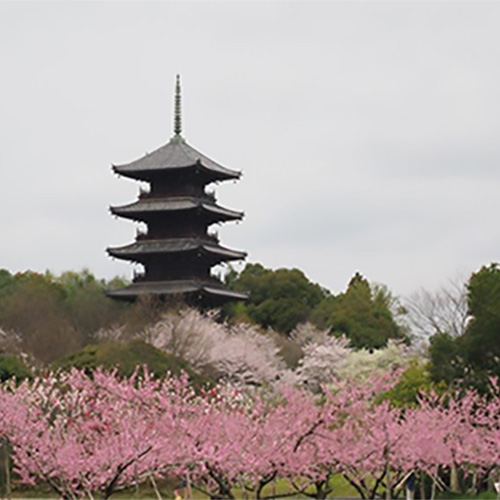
[110,197,243,221]
[112,137,241,182]
[107,238,246,261]
[106,279,248,303]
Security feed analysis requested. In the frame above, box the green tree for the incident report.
[0,270,14,297]
[427,263,500,393]
[0,352,31,382]
[428,332,462,386]
[226,263,327,333]
[311,272,407,349]
[57,269,128,343]
[0,272,81,362]
[0,269,131,364]
[53,339,210,387]
[383,361,433,407]
[460,263,500,391]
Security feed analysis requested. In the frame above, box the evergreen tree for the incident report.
[311,272,406,349]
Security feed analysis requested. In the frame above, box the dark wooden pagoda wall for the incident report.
[142,255,212,281]
[148,173,204,197]
[132,173,221,283]
[146,217,212,240]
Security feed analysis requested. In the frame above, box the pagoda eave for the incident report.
[106,279,248,305]
[112,137,241,183]
[109,198,243,223]
[112,162,240,184]
[107,239,247,262]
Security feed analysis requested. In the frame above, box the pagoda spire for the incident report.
[107,77,248,306]
[174,74,182,136]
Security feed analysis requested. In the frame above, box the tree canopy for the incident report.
[311,273,407,349]
[53,339,209,387]
[428,263,500,393]
[0,351,31,382]
[226,265,406,349]
[0,269,128,362]
[227,263,327,333]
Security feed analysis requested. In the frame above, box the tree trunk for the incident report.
[472,471,479,496]
[314,480,328,500]
[186,471,192,500]
[149,475,162,500]
[385,461,392,500]
[430,477,436,500]
[419,472,426,500]
[450,463,459,493]
[2,440,11,500]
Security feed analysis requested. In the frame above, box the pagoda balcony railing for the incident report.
[207,231,219,243]
[137,190,218,203]
[204,190,216,203]
[208,274,224,285]
[133,271,146,282]
[135,230,218,241]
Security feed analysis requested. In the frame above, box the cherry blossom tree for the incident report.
[2,367,500,499]
[294,327,415,391]
[3,369,195,499]
[99,307,286,387]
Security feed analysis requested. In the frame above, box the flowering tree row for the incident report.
[97,308,415,388]
[1,370,499,499]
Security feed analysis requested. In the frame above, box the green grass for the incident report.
[437,491,498,500]
[6,476,499,499]
[4,475,359,499]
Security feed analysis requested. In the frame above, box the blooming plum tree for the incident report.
[2,368,500,499]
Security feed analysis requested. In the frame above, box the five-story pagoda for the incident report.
[107,76,248,306]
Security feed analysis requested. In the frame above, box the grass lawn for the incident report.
[5,475,499,499]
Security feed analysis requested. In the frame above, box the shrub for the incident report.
[52,339,209,387]
[0,352,31,382]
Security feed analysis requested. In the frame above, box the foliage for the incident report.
[0,269,129,363]
[56,270,129,343]
[52,339,208,386]
[461,263,500,387]
[0,271,80,362]
[427,263,500,393]
[269,330,304,369]
[0,351,31,382]
[0,269,14,297]
[226,265,406,350]
[311,272,407,349]
[226,263,327,333]
[428,332,462,386]
[382,360,433,407]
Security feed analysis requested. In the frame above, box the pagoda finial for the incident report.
[174,74,182,136]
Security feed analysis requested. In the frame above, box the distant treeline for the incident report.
[0,269,129,362]
[0,262,500,395]
[0,265,406,362]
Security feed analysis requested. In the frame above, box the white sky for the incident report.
[1,1,499,297]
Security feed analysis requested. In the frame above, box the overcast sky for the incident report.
[1,1,499,297]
